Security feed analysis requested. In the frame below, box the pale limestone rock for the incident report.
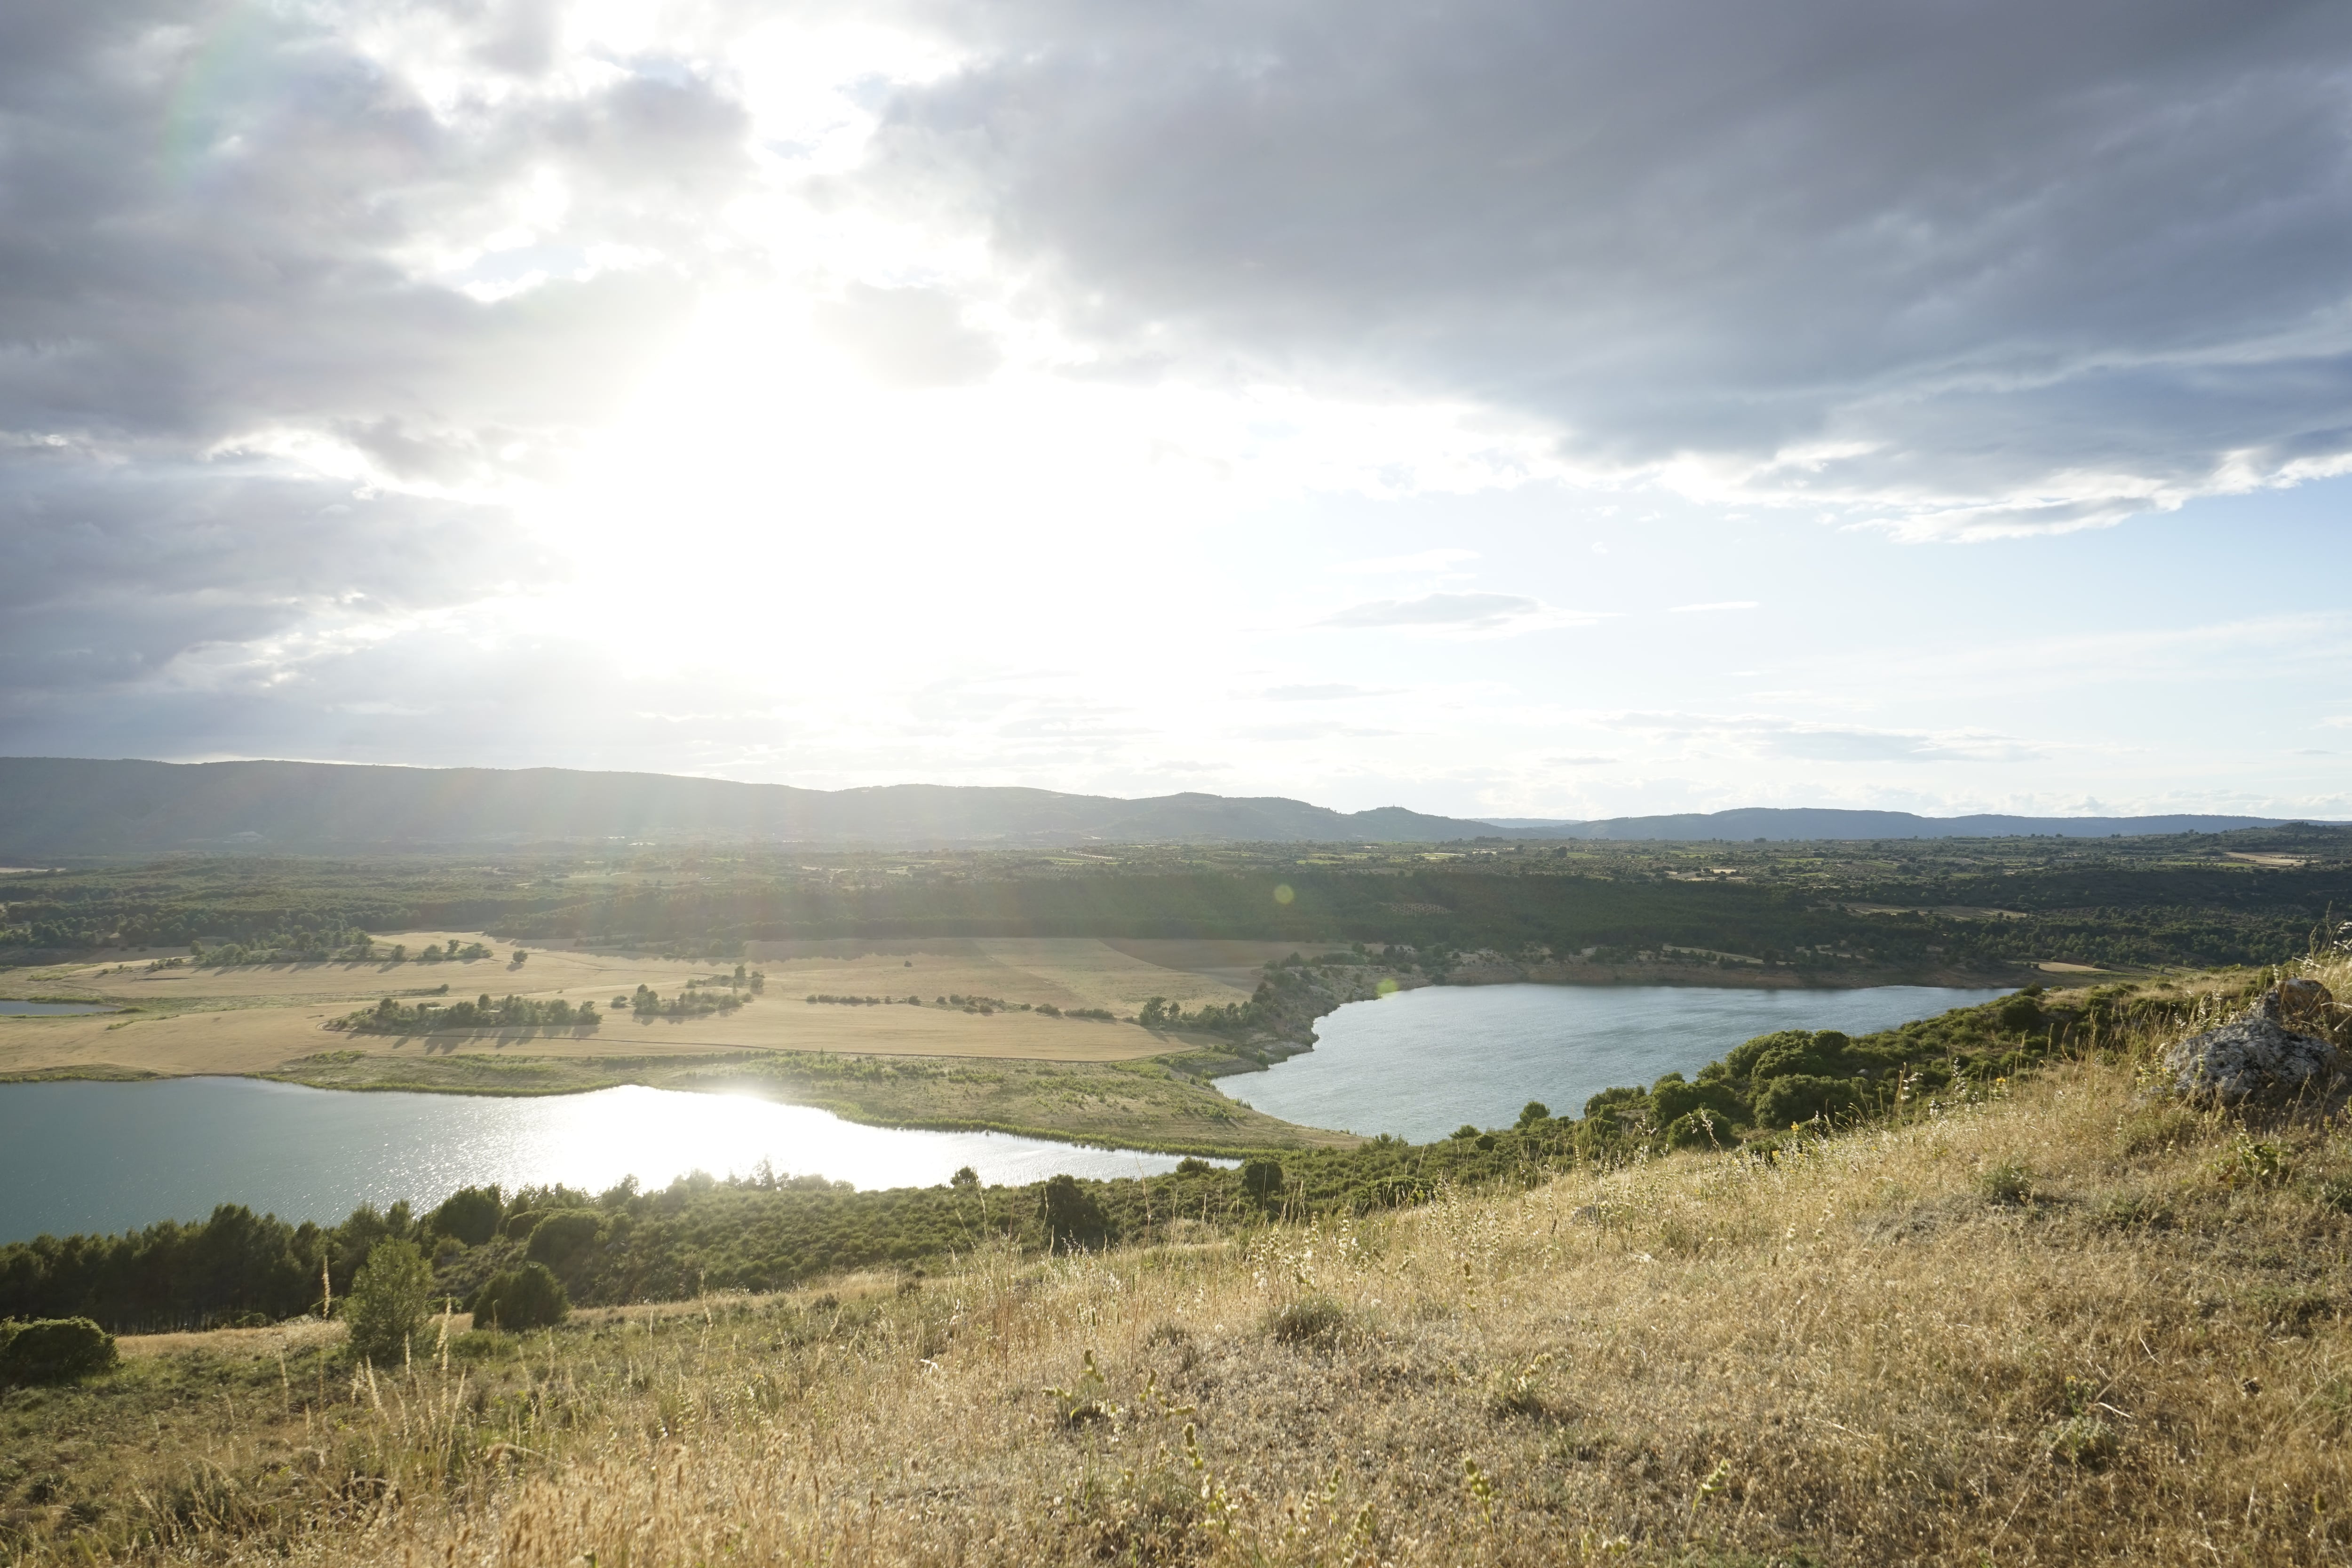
[2164,991,2339,1103]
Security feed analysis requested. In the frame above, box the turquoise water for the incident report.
[0,1078,1205,1242]
[1220,982,2010,1142]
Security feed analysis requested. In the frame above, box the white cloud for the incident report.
[1258,683,1402,701]
[1590,711,2042,765]
[1335,548,1479,574]
[1667,601,1760,613]
[1317,593,1602,635]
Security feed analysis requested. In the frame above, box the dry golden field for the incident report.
[0,933,1351,1151]
[10,958,2352,1564]
[0,935,1314,1082]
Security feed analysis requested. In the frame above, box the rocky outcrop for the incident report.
[2162,983,2340,1103]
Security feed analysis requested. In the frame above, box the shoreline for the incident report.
[0,1048,1359,1158]
[1196,967,2033,1094]
[0,959,2077,1158]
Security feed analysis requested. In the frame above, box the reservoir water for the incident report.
[0,1078,1203,1243]
[1221,982,2010,1142]
[0,1000,109,1015]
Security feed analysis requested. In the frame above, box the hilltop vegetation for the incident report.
[5,955,2352,1563]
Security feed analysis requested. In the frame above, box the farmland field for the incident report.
[0,935,1363,1152]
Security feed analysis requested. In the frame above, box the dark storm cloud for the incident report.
[866,0,2352,524]
[0,0,755,738]
[0,445,539,708]
[0,0,753,444]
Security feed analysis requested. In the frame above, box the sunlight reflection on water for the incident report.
[0,1078,1207,1241]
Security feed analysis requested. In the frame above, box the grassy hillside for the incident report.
[8,955,2352,1562]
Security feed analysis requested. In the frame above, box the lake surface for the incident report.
[0,1078,1206,1242]
[0,1000,109,1015]
[1222,983,2011,1142]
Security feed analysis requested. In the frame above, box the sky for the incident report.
[3,0,2350,821]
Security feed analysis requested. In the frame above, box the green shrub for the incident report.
[525,1209,605,1269]
[1755,1074,1860,1128]
[426,1186,502,1248]
[2000,987,2047,1033]
[1583,1085,1645,1116]
[1723,1029,1813,1078]
[1664,1109,1731,1149]
[1651,1075,1748,1130]
[470,1263,569,1331]
[0,1317,117,1384]
[343,1239,432,1365]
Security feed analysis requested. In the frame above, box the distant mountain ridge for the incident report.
[0,758,2319,856]
[0,758,1486,855]
[1531,807,2313,841]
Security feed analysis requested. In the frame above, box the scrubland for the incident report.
[7,958,2352,1563]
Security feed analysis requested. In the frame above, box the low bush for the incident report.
[1979,1160,2035,1205]
[0,1317,117,1384]
[1664,1108,1731,1149]
[525,1209,605,1268]
[1755,1073,1861,1128]
[470,1263,569,1330]
[426,1186,503,1248]
[1268,1294,1349,1349]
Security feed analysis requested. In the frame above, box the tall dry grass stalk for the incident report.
[31,952,2352,1566]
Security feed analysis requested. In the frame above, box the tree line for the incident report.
[335,993,604,1035]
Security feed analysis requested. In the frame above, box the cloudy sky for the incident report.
[4,0,2350,820]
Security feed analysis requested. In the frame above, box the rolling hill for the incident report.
[0,757,2313,856]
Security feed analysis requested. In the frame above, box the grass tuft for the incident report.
[1266,1293,1351,1349]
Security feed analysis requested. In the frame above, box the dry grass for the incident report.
[3,937,1287,1085]
[41,935,1267,1019]
[16,956,2352,1564]
[0,935,1350,1150]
